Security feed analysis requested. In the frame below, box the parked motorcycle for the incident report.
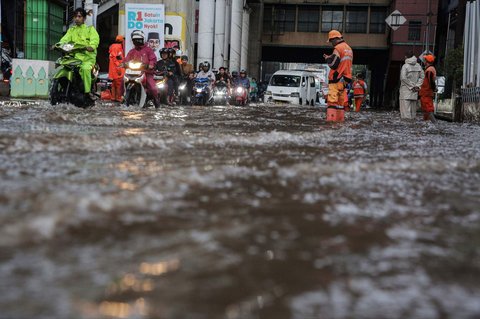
[123,60,148,108]
[49,43,99,107]
[212,80,228,105]
[192,78,211,105]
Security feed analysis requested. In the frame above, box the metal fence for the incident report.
[463,0,480,103]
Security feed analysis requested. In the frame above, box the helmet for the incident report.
[202,61,210,71]
[131,30,145,41]
[181,55,188,61]
[232,71,238,77]
[167,48,175,57]
[327,30,342,42]
[115,35,124,42]
[240,69,246,74]
[160,48,168,56]
[424,54,435,63]
[176,49,183,57]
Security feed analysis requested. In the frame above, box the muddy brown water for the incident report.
[1,101,480,319]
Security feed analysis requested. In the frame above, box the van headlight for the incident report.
[290,92,300,97]
[265,91,272,95]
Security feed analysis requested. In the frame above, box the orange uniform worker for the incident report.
[353,73,367,112]
[419,54,437,122]
[323,30,353,122]
[108,35,125,102]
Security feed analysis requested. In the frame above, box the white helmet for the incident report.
[175,49,183,57]
[131,30,145,41]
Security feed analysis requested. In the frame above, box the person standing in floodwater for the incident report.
[399,51,424,119]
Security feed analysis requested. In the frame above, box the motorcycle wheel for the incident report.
[50,78,69,106]
[125,84,138,107]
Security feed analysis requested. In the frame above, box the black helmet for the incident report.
[160,48,168,57]
[167,48,175,57]
[181,55,188,61]
[202,61,210,71]
[232,71,238,77]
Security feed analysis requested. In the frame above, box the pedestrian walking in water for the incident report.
[323,30,353,122]
[108,35,125,103]
[419,54,437,122]
[399,51,424,119]
[353,73,367,112]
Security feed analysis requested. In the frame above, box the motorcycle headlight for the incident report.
[128,61,142,69]
[179,84,186,90]
[196,88,202,93]
[236,87,244,93]
[157,83,165,89]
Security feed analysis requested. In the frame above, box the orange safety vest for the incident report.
[327,41,353,83]
[419,65,436,98]
[353,79,366,96]
[108,43,125,80]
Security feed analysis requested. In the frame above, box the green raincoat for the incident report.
[60,24,100,93]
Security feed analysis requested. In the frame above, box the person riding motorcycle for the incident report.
[215,66,231,88]
[124,29,159,108]
[179,55,194,78]
[196,61,215,81]
[235,69,250,90]
[58,8,99,101]
[156,48,178,105]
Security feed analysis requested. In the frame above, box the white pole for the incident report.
[229,0,243,73]
[463,2,470,87]
[240,8,250,71]
[223,0,232,68]
[476,0,480,87]
[470,1,476,85]
[213,0,226,69]
[197,0,215,68]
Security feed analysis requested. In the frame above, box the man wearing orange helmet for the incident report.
[108,35,125,102]
[419,54,437,122]
[323,30,353,122]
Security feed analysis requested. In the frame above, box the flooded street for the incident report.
[1,101,480,319]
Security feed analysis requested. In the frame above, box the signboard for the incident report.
[165,15,185,50]
[125,3,165,60]
[385,10,406,31]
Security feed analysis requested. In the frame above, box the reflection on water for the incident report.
[0,102,480,319]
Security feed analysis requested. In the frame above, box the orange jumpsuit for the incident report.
[108,43,125,102]
[419,65,436,120]
[325,41,353,121]
[353,79,367,112]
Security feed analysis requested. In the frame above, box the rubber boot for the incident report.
[336,106,345,122]
[326,106,337,122]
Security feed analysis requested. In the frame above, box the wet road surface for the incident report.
[0,100,480,319]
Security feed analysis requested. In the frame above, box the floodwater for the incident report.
[0,100,480,319]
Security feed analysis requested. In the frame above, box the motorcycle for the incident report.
[233,84,249,106]
[50,43,99,107]
[123,60,148,108]
[212,80,228,105]
[154,71,168,105]
[177,79,191,106]
[192,78,211,105]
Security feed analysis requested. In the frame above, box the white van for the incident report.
[263,70,317,105]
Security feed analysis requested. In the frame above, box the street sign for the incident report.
[385,10,406,31]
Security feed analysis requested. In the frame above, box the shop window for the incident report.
[322,6,344,33]
[346,7,368,33]
[298,6,319,32]
[370,7,387,34]
[408,21,422,41]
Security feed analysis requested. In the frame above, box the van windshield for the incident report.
[270,75,301,87]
